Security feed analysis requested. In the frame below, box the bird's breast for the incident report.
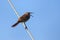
[18,15,30,22]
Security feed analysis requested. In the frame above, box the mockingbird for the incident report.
[12,12,32,29]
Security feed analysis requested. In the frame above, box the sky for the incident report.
[0,0,60,40]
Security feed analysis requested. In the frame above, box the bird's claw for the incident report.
[25,26,28,30]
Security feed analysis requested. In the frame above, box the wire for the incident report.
[22,23,34,40]
[8,0,34,40]
[8,0,19,17]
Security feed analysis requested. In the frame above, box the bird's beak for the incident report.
[30,15,33,17]
[29,12,34,17]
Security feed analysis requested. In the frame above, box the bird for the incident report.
[12,12,32,29]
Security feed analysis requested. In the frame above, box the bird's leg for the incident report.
[24,22,28,30]
[25,26,28,30]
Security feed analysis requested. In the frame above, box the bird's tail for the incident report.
[12,21,19,27]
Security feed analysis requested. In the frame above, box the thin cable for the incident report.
[8,0,34,40]
[8,0,19,17]
[22,23,34,40]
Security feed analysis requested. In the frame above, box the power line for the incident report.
[8,0,34,40]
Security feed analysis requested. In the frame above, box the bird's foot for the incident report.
[25,26,28,30]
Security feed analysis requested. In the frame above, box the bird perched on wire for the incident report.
[12,12,32,29]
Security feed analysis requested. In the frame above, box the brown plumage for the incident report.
[12,12,32,28]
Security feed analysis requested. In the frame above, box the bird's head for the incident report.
[25,12,33,17]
